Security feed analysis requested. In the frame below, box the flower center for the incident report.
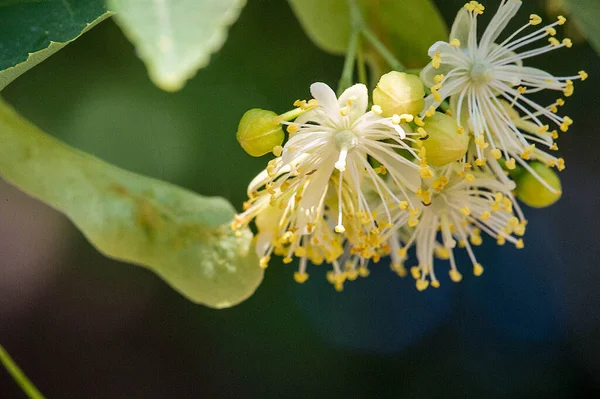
[333,130,358,172]
[469,61,493,85]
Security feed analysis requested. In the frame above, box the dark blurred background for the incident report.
[1,0,599,397]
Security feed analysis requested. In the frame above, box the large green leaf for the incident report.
[287,0,448,68]
[564,0,600,53]
[108,0,247,92]
[0,0,110,91]
[0,100,263,308]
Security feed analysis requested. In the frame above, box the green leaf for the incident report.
[0,1,111,91]
[287,0,448,68]
[564,0,600,53]
[108,0,247,92]
[0,100,263,308]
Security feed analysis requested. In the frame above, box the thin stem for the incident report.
[338,30,359,95]
[361,27,405,72]
[357,38,368,85]
[0,345,45,399]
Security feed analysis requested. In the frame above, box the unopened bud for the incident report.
[373,72,425,117]
[515,162,562,208]
[237,109,284,157]
[418,112,469,167]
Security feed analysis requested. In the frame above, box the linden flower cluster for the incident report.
[234,0,586,291]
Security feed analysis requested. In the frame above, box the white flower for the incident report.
[234,82,423,283]
[420,0,586,165]
[385,163,527,290]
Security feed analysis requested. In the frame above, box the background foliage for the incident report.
[1,0,599,397]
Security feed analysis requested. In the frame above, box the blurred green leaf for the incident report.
[0,100,263,308]
[0,0,110,91]
[108,0,247,91]
[564,0,600,53]
[287,0,447,68]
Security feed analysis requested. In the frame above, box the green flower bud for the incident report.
[373,72,425,117]
[515,162,562,208]
[237,109,284,157]
[418,112,469,167]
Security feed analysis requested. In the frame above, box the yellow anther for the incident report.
[563,80,574,97]
[515,238,525,249]
[521,144,535,160]
[460,206,471,216]
[346,95,357,106]
[400,113,414,122]
[417,127,428,138]
[449,269,463,282]
[414,117,425,127]
[435,246,450,259]
[416,279,429,291]
[434,74,445,83]
[392,263,408,277]
[537,125,549,133]
[545,27,557,36]
[470,234,482,246]
[391,114,401,124]
[358,266,370,278]
[287,124,299,134]
[294,247,307,257]
[474,135,488,149]
[283,257,293,264]
[399,200,409,210]
[456,126,464,135]
[549,143,558,151]
[505,158,516,170]
[416,187,432,205]
[560,115,573,132]
[550,105,558,113]
[432,51,441,69]
[465,173,475,182]
[475,158,487,166]
[272,145,283,157]
[556,98,565,106]
[425,105,436,117]
[334,224,346,234]
[517,86,527,94]
[374,165,387,175]
[259,256,270,269]
[410,266,421,279]
[557,158,565,171]
[465,1,484,14]
[497,235,506,245]
[419,165,433,179]
[433,176,450,191]
[450,38,461,47]
[431,280,440,288]
[557,15,566,25]
[397,247,408,258]
[294,271,309,283]
[490,148,502,159]
[529,14,542,25]
[579,70,588,81]
[548,37,560,46]
[432,89,442,102]
[473,263,484,276]
[480,210,491,220]
[551,130,559,139]
[371,104,383,114]
[562,38,573,48]
[340,106,349,116]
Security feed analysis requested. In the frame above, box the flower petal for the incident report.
[449,8,471,47]
[480,0,522,55]
[310,82,339,116]
[339,83,368,120]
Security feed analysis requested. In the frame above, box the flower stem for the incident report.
[361,27,405,72]
[0,344,45,399]
[337,30,359,95]
[357,38,368,85]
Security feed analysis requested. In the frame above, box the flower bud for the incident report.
[373,72,425,117]
[237,109,284,157]
[515,162,562,208]
[417,112,469,167]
